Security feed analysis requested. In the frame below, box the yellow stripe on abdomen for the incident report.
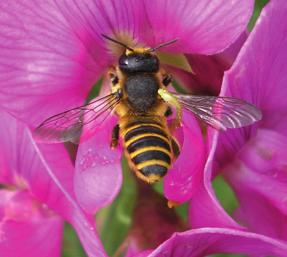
[136,160,170,170]
[125,133,170,148]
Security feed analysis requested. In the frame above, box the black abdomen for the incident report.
[122,118,172,183]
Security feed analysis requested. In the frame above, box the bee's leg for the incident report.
[164,106,173,117]
[171,137,180,159]
[162,74,172,87]
[110,124,120,149]
[108,67,119,86]
[158,89,182,130]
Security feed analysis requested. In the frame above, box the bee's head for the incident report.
[102,34,177,74]
[119,49,159,74]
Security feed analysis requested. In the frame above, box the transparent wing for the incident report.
[174,93,262,130]
[34,93,120,143]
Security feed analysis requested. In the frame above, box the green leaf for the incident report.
[62,223,87,257]
[211,254,246,257]
[174,202,189,222]
[158,52,194,74]
[212,175,238,215]
[248,0,269,30]
[86,78,103,103]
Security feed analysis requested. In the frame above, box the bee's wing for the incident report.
[34,93,120,143]
[174,93,262,130]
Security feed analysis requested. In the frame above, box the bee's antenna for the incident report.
[149,39,178,52]
[101,34,134,52]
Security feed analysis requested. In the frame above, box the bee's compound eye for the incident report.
[119,55,129,67]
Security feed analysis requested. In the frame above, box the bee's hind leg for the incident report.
[158,89,182,130]
[110,124,120,149]
[164,106,173,117]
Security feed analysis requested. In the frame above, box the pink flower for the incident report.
[0,0,255,212]
[0,111,106,257]
[140,228,287,257]
[190,0,287,239]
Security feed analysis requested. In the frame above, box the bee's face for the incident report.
[119,49,159,74]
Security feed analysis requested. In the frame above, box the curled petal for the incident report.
[216,0,287,164]
[147,227,287,257]
[0,111,107,257]
[207,0,287,236]
[189,130,242,229]
[163,110,205,203]
[0,190,63,257]
[75,116,123,213]
[144,0,254,54]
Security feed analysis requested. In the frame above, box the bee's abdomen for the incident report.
[123,120,172,182]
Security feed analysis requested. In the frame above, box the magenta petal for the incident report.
[182,32,248,95]
[163,110,205,203]
[189,130,243,229]
[185,54,230,95]
[54,0,147,47]
[232,183,287,241]
[0,1,101,126]
[224,129,287,238]
[205,0,287,234]
[75,116,123,213]
[0,190,63,257]
[0,111,107,256]
[148,228,287,257]
[144,0,254,54]
[219,0,287,142]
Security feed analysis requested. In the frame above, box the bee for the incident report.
[34,35,262,184]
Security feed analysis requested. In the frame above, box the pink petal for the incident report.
[0,1,103,127]
[0,190,63,257]
[224,129,287,239]
[0,111,107,257]
[198,0,287,240]
[185,54,230,95]
[189,130,243,229]
[74,81,123,214]
[180,32,248,95]
[125,241,153,257]
[75,115,123,213]
[163,110,205,203]
[54,0,147,47]
[232,183,287,241]
[144,0,254,54]
[148,228,287,257]
[216,0,287,162]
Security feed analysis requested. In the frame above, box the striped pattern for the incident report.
[122,118,171,179]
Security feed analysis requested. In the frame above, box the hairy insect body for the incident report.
[111,51,179,183]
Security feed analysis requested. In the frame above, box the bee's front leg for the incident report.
[162,73,173,87]
[108,67,119,86]
[110,124,120,149]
